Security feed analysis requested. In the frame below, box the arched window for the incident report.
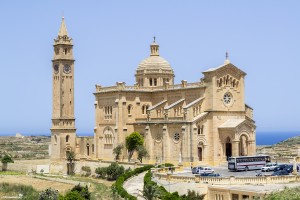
[54,135,58,144]
[66,135,70,143]
[149,78,153,86]
[154,78,157,86]
[128,104,132,115]
[64,48,68,55]
[86,143,90,156]
[142,105,149,115]
[104,127,114,144]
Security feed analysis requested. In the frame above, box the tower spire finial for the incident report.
[224,51,230,64]
[153,35,156,43]
[58,16,68,37]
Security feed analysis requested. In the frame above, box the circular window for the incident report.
[174,133,180,142]
[223,92,233,105]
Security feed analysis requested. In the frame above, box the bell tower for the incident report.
[50,17,76,161]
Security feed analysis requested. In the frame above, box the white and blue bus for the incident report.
[228,155,271,171]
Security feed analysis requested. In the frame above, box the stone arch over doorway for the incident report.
[197,139,207,161]
[238,133,250,156]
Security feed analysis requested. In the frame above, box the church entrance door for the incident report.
[226,143,232,160]
[198,147,203,161]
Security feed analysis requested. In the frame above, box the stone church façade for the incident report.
[50,18,256,172]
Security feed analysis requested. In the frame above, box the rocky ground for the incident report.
[0,135,50,160]
[257,135,300,161]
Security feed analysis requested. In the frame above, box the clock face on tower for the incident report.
[63,64,71,74]
[223,92,232,105]
[54,65,59,74]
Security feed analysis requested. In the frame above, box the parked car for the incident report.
[199,167,214,174]
[192,166,202,174]
[284,165,294,173]
[200,173,220,177]
[273,164,289,172]
[261,163,278,172]
[271,170,289,176]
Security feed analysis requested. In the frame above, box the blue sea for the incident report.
[256,131,300,145]
[1,131,299,146]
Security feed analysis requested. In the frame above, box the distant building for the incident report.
[15,133,24,138]
[50,18,256,172]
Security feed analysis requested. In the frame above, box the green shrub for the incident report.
[95,167,107,179]
[264,186,300,200]
[38,188,59,200]
[61,191,85,200]
[106,163,125,180]
[157,163,174,168]
[70,184,91,200]
[81,166,91,177]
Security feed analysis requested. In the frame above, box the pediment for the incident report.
[203,62,246,80]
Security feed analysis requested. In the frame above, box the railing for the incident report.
[95,81,205,92]
[154,172,300,185]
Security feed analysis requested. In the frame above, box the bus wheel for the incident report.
[245,166,249,171]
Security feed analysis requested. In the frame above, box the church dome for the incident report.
[137,55,172,71]
[135,38,175,87]
[136,39,173,72]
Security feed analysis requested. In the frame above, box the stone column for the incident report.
[162,124,168,163]
[203,144,208,162]
[145,125,153,161]
[232,140,239,157]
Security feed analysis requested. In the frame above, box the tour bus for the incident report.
[228,155,271,171]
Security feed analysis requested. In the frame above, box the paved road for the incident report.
[123,172,146,200]
[178,166,299,177]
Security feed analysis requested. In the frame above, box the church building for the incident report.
[50,18,256,171]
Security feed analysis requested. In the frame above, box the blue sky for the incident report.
[0,1,299,136]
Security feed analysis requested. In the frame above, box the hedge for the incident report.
[111,165,154,200]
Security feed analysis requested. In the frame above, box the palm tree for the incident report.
[66,151,76,175]
[143,184,160,200]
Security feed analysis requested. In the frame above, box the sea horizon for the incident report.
[0,131,299,146]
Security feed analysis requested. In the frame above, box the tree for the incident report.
[1,154,14,171]
[137,145,148,163]
[66,151,76,175]
[180,190,205,200]
[125,132,144,162]
[113,144,124,161]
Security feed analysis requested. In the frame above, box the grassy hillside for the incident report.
[276,135,300,146]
